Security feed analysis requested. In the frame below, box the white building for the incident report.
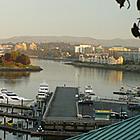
[75,45,94,54]
[79,54,123,65]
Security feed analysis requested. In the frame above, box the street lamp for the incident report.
[78,74,79,89]
[78,74,80,95]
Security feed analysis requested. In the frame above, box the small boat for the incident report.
[84,85,95,95]
[113,86,140,102]
[36,80,50,101]
[6,119,14,126]
[78,85,96,104]
[0,88,34,106]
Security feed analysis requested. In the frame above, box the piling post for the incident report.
[84,122,87,131]
[21,99,23,115]
[6,97,8,112]
[12,106,14,121]
[39,101,40,109]
[53,122,56,130]
[26,119,29,130]
[74,122,77,131]
[4,116,7,140]
[33,109,35,117]
[26,134,28,140]
[63,121,66,130]
[4,130,6,140]
[4,116,6,126]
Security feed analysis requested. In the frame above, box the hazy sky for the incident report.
[0,0,139,39]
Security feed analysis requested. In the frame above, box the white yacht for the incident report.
[36,80,50,101]
[84,85,95,96]
[0,88,34,106]
[78,85,96,104]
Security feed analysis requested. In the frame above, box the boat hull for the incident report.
[0,99,34,106]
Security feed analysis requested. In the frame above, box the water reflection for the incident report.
[76,67,123,85]
[0,72,30,85]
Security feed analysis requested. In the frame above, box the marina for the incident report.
[0,86,135,139]
[0,59,139,139]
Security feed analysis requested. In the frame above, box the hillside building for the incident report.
[15,43,27,51]
[29,43,37,50]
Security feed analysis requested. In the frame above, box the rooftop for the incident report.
[67,115,140,140]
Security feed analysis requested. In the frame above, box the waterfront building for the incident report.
[118,50,140,63]
[79,54,123,65]
[108,46,131,57]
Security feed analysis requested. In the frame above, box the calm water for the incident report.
[0,58,140,139]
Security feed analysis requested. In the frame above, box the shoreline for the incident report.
[0,67,43,72]
[64,62,140,73]
[36,57,140,73]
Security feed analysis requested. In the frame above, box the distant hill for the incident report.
[0,36,140,47]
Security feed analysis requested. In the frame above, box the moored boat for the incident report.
[84,85,95,96]
[113,86,140,102]
[78,85,97,104]
[36,80,50,101]
[0,88,34,106]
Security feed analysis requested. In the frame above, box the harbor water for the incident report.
[0,58,139,139]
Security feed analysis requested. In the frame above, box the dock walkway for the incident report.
[45,86,78,120]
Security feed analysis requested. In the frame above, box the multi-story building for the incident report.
[75,45,94,54]
[0,45,13,51]
[29,43,37,50]
[117,50,140,63]
[95,46,104,53]
[79,54,123,65]
[15,43,27,51]
[108,46,131,57]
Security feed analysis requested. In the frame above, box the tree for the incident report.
[10,51,21,61]
[0,51,31,66]
[115,0,140,38]
[16,54,31,65]
[4,53,14,63]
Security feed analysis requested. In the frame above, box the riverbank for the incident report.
[64,62,140,73]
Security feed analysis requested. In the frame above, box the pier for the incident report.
[44,86,78,120]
